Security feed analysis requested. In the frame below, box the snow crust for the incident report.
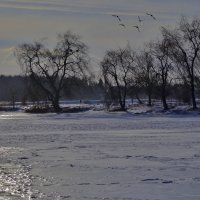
[0,109,200,199]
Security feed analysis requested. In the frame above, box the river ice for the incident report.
[0,111,200,199]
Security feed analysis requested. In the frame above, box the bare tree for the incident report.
[135,51,157,106]
[15,31,89,112]
[101,46,135,111]
[162,17,200,109]
[149,38,174,110]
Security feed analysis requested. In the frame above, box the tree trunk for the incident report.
[119,99,126,111]
[190,78,197,109]
[116,85,126,111]
[161,85,168,110]
[148,94,152,106]
[122,86,127,111]
[147,88,152,106]
[52,96,61,112]
[162,95,168,110]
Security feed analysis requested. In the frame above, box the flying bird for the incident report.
[132,25,140,32]
[112,14,121,22]
[146,12,157,20]
[119,23,126,28]
[138,16,144,23]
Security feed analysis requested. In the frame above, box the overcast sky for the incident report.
[0,0,200,75]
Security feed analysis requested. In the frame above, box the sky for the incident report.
[0,0,200,75]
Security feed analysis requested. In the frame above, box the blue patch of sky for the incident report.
[0,39,18,48]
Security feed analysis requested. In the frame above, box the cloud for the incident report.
[0,0,115,16]
[0,0,199,17]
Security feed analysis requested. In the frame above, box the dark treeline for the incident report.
[0,75,26,102]
[0,75,197,108]
[0,75,104,104]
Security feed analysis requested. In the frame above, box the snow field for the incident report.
[0,111,200,199]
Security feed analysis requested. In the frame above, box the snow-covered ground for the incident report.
[0,110,200,199]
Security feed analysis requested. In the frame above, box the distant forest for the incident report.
[0,75,199,107]
[0,75,104,104]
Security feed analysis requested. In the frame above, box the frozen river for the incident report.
[0,111,200,199]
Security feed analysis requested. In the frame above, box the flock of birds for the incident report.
[112,12,157,32]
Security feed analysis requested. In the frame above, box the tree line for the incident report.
[101,17,200,111]
[0,75,103,107]
[13,17,200,112]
